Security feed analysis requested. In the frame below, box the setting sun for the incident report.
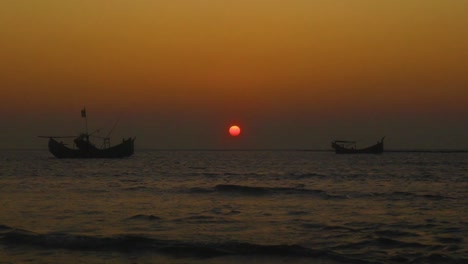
[229,125,241,137]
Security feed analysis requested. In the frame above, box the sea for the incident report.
[0,150,466,264]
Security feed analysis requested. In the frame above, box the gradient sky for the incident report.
[1,0,467,149]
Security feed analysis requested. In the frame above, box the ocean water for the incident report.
[0,150,466,264]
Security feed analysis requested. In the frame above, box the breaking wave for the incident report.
[1,224,465,263]
[0,225,369,263]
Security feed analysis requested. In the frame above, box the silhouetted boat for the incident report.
[39,108,135,158]
[332,137,384,154]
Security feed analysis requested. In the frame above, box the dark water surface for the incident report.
[0,150,467,263]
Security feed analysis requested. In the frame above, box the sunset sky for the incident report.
[1,0,467,149]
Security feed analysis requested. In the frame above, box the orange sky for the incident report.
[1,1,467,149]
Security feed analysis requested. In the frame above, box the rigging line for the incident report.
[106,113,123,138]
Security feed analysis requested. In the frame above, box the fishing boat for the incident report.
[331,137,384,154]
[39,108,135,158]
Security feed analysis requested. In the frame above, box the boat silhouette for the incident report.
[332,137,384,154]
[39,108,135,158]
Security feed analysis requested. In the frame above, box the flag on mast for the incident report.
[81,108,86,118]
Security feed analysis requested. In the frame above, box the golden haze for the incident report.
[0,1,467,148]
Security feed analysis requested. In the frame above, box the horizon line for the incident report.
[1,148,468,153]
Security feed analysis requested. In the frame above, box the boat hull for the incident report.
[332,137,384,154]
[48,138,135,158]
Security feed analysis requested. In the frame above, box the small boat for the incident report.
[332,137,384,154]
[39,108,135,158]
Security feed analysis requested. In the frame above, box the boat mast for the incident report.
[81,107,89,141]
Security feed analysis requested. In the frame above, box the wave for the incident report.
[346,221,443,233]
[330,236,465,263]
[300,222,425,240]
[1,224,466,263]
[186,172,326,179]
[126,214,162,221]
[355,191,456,201]
[189,184,347,199]
[0,225,373,263]
[189,185,455,201]
[374,229,421,238]
[332,237,430,250]
[172,215,239,224]
[390,191,456,200]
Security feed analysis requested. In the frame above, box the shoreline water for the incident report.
[1,150,467,263]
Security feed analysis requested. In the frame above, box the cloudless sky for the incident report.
[1,0,467,149]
